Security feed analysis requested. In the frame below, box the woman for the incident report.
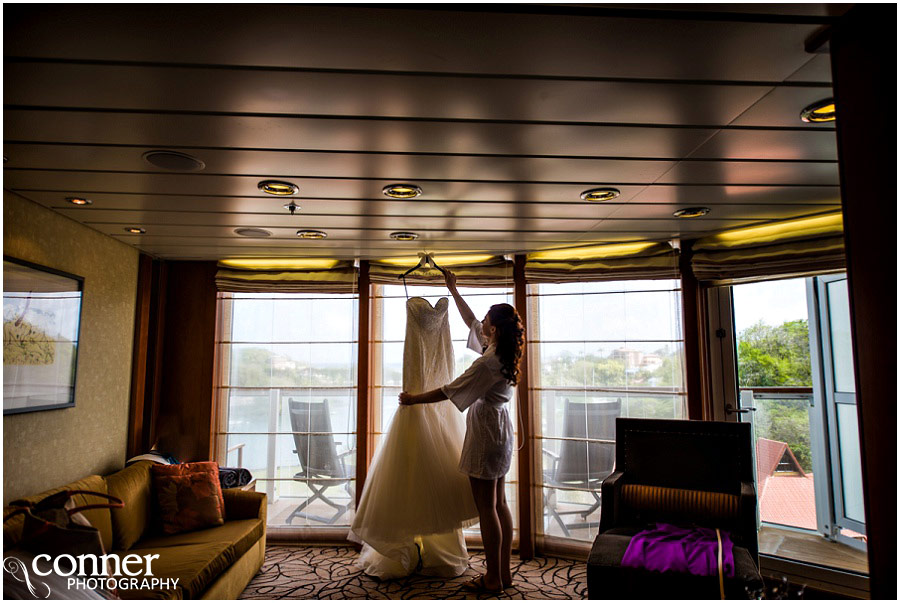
[399,270,524,593]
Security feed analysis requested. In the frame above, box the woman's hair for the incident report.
[486,303,525,386]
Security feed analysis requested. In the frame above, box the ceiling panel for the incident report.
[88,223,596,242]
[587,217,767,236]
[3,110,722,159]
[689,128,838,160]
[5,143,837,186]
[17,192,627,220]
[605,203,838,221]
[5,6,829,81]
[2,144,678,185]
[628,184,841,205]
[10,177,840,207]
[3,5,844,261]
[3,63,775,126]
[6,172,656,203]
[785,54,833,83]
[655,159,838,185]
[59,209,603,233]
[730,86,835,127]
[123,238,612,252]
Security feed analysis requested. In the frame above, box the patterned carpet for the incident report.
[240,546,588,599]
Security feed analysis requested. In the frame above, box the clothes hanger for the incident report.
[398,252,447,300]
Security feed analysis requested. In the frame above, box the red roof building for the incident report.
[756,438,817,530]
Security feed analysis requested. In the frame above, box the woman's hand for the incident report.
[398,391,415,405]
[444,269,457,291]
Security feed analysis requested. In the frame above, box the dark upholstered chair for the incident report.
[286,398,355,525]
[543,399,619,536]
[587,418,764,599]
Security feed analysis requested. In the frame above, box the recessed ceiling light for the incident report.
[66,197,93,206]
[673,207,711,218]
[125,227,146,234]
[142,150,206,172]
[390,231,419,241]
[580,187,621,202]
[800,98,835,123]
[383,184,422,199]
[259,180,299,196]
[296,229,327,239]
[234,228,272,238]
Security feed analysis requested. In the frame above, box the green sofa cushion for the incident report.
[132,518,264,563]
[106,461,156,551]
[114,541,233,599]
[3,474,114,554]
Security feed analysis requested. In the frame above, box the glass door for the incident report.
[812,274,866,543]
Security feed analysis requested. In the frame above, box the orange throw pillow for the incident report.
[150,461,225,535]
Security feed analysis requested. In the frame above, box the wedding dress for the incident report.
[348,296,479,579]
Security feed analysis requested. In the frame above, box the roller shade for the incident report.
[215,259,357,293]
[525,241,680,283]
[689,213,845,283]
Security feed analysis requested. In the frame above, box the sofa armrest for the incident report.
[739,480,759,562]
[598,470,626,532]
[223,489,267,523]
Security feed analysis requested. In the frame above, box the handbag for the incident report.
[4,490,125,567]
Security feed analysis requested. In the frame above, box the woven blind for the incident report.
[525,241,680,283]
[369,255,513,287]
[215,261,357,293]
[689,213,845,283]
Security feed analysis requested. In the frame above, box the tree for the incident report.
[737,320,811,387]
[737,319,813,472]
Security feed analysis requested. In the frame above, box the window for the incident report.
[215,292,358,529]
[528,279,686,542]
[371,283,518,536]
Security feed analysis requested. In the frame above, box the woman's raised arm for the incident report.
[445,270,476,328]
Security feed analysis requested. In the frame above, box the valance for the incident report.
[525,241,680,283]
[215,260,357,293]
[689,213,845,283]
[369,255,513,287]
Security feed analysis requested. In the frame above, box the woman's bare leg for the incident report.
[495,477,513,586]
[469,476,502,590]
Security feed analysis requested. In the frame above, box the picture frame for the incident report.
[3,256,84,414]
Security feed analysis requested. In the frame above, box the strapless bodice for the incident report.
[406,297,450,332]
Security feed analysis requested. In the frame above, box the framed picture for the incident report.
[3,256,84,414]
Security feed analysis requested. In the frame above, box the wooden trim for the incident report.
[126,254,153,459]
[156,261,218,462]
[146,260,167,450]
[541,535,591,562]
[830,6,896,598]
[679,240,704,420]
[355,260,372,505]
[268,527,351,544]
[513,254,535,559]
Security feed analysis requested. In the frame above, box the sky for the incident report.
[732,278,809,333]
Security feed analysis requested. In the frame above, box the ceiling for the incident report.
[3,4,850,261]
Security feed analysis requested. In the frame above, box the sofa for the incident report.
[3,461,267,599]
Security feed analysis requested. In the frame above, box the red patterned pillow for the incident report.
[150,462,225,535]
